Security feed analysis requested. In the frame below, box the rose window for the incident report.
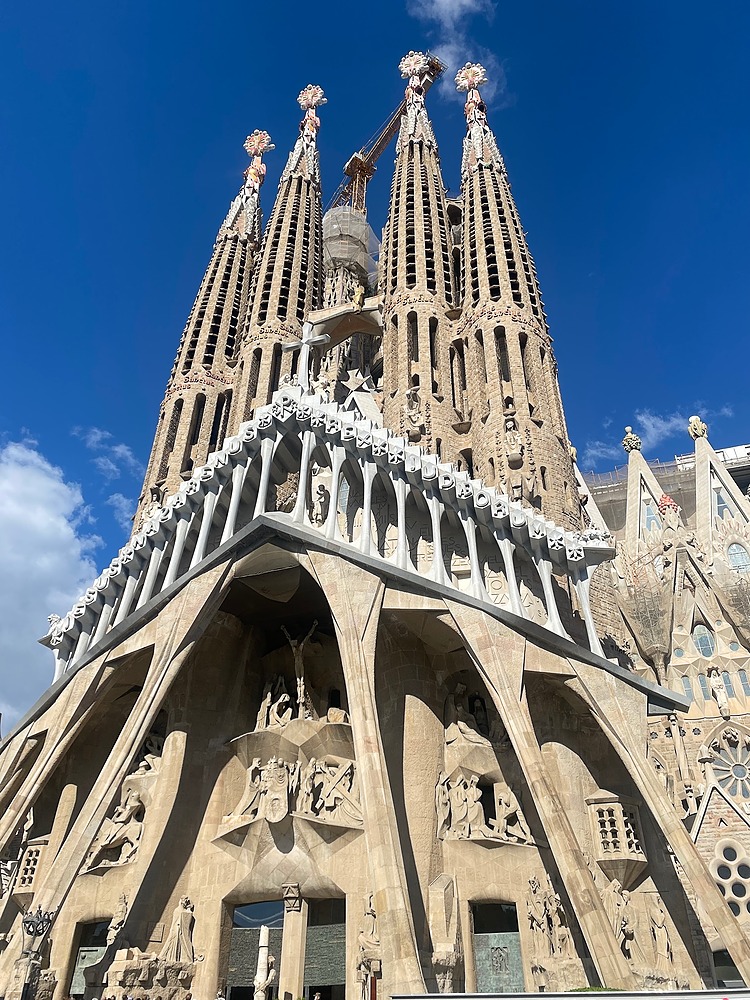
[711,739,750,800]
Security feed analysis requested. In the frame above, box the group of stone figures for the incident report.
[253,625,349,731]
[229,755,362,827]
[526,875,574,963]
[435,772,532,844]
[600,878,674,975]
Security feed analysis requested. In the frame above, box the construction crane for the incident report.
[326,53,447,215]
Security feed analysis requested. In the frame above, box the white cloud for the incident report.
[580,405,734,471]
[432,41,506,104]
[579,440,622,469]
[407,0,494,31]
[106,492,135,534]
[406,0,508,107]
[0,441,102,734]
[73,426,145,482]
[93,455,121,481]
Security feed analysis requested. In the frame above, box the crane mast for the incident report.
[327,53,446,215]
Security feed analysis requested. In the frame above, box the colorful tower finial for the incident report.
[622,426,643,453]
[242,130,275,246]
[455,61,488,92]
[281,86,326,183]
[456,62,503,179]
[397,52,436,149]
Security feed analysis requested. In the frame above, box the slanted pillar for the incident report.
[304,552,425,995]
[445,600,637,988]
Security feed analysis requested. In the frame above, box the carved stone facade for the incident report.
[3,51,750,1000]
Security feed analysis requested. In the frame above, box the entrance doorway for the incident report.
[69,921,110,998]
[303,899,346,1000]
[471,902,524,993]
[227,901,284,1000]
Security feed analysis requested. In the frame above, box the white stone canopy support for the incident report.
[41,387,616,682]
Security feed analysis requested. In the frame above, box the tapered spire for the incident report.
[453,63,579,527]
[381,52,456,451]
[230,86,327,424]
[134,132,273,526]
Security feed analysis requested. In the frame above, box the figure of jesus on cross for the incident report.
[281,620,318,719]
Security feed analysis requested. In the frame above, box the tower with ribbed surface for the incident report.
[229,85,327,426]
[135,130,274,524]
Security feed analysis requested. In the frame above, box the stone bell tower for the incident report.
[380,51,457,453]
[135,130,275,524]
[452,63,580,528]
[229,85,327,425]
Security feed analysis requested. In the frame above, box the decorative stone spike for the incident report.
[622,426,642,453]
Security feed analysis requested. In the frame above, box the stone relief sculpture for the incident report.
[107,894,129,946]
[599,878,652,968]
[493,782,532,843]
[85,786,145,871]
[255,676,299,731]
[133,734,165,776]
[160,897,196,964]
[225,755,361,828]
[688,415,708,440]
[443,684,492,747]
[436,772,531,844]
[648,895,673,975]
[708,666,731,719]
[620,890,647,965]
[527,876,574,962]
[404,386,424,439]
[281,620,318,720]
[310,483,330,525]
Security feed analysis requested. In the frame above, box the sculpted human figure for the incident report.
[233,758,263,819]
[311,484,330,526]
[527,877,552,958]
[298,757,320,814]
[160,896,195,964]
[443,683,491,746]
[649,895,673,974]
[435,771,451,839]
[107,894,128,946]
[447,776,469,838]
[268,692,293,729]
[255,679,275,731]
[494,782,532,843]
[708,666,731,719]
[600,878,624,939]
[465,775,493,838]
[87,786,144,868]
[620,890,646,965]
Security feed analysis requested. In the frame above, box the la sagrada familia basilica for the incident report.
[3,50,750,1000]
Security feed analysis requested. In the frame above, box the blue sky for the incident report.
[1,0,748,724]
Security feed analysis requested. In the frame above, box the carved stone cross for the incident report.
[282,322,330,392]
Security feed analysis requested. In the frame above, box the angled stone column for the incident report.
[0,650,115,851]
[0,559,234,1000]
[445,599,637,989]
[570,659,750,985]
[304,550,426,996]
